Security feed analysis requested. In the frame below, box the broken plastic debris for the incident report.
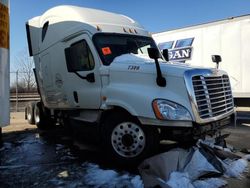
[139,138,248,188]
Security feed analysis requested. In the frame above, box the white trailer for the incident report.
[0,0,10,141]
[25,5,234,163]
[153,15,250,106]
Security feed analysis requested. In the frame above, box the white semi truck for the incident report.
[25,5,234,163]
[153,14,250,107]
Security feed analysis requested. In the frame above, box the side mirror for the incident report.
[147,48,166,87]
[148,48,160,59]
[162,49,169,61]
[212,55,222,69]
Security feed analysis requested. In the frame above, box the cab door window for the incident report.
[65,40,95,72]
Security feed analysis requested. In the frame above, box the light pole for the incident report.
[0,0,10,143]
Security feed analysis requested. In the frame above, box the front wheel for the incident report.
[103,112,159,164]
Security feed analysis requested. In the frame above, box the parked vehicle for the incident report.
[25,5,234,163]
[153,14,250,106]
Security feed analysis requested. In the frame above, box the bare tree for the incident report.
[14,48,36,92]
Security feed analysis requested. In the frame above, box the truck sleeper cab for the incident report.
[25,5,235,163]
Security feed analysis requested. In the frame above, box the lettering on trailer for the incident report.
[158,37,194,63]
[0,2,9,49]
[168,47,192,61]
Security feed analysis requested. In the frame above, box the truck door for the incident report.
[64,34,101,109]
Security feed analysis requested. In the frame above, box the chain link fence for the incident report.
[10,71,39,112]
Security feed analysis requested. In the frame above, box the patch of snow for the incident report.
[243,154,250,161]
[131,175,144,188]
[223,158,248,178]
[166,172,194,188]
[193,178,227,188]
[164,172,227,188]
[57,170,69,178]
[83,163,143,188]
[112,53,154,64]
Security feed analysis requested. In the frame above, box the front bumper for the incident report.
[139,113,235,141]
[192,113,235,138]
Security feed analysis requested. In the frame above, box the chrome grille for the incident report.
[192,75,234,119]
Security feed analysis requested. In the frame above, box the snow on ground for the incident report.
[44,162,143,188]
[83,163,143,188]
[223,158,248,178]
[1,128,249,188]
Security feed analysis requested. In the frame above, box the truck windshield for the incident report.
[93,33,159,65]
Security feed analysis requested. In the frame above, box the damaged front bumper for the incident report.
[139,113,235,142]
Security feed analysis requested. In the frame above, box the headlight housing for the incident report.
[152,99,192,121]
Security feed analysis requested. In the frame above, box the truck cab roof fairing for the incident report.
[26,5,149,56]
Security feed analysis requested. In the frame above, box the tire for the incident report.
[26,102,35,125]
[34,102,53,130]
[103,112,159,164]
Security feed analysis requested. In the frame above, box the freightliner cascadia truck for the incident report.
[25,5,234,163]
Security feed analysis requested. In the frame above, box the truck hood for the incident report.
[110,53,211,77]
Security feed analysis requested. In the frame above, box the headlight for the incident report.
[152,99,192,121]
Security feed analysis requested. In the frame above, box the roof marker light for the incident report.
[123,28,127,33]
[129,28,133,33]
[134,29,137,34]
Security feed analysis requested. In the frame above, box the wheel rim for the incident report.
[27,112,32,121]
[35,108,40,123]
[111,122,145,158]
[27,107,32,121]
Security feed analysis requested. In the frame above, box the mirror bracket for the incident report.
[212,55,222,69]
[148,48,166,87]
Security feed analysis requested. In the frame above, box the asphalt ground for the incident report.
[0,111,250,187]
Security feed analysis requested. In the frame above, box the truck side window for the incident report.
[175,38,194,48]
[158,41,174,50]
[42,21,49,42]
[65,40,95,72]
